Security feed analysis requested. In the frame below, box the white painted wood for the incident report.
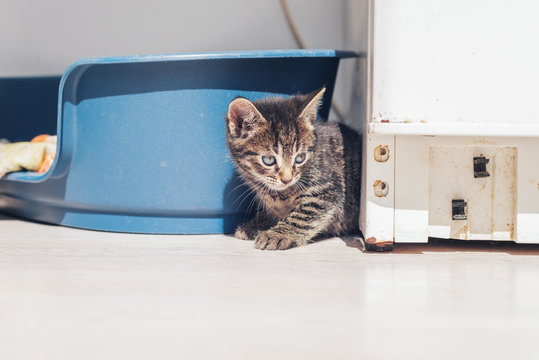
[369,122,539,138]
[371,0,539,125]
[393,136,430,243]
[368,1,539,244]
[515,138,539,243]
[359,134,394,244]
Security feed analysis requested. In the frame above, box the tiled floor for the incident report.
[1,213,539,359]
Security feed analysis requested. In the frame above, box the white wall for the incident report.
[0,0,367,122]
[0,0,343,76]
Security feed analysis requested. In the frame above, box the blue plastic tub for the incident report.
[0,50,357,234]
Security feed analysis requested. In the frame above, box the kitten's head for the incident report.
[226,87,325,191]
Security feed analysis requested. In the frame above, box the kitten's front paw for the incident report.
[254,230,294,250]
[234,224,255,241]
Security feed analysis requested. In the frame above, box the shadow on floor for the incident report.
[0,211,60,228]
[341,236,539,256]
[3,212,538,256]
[0,212,13,220]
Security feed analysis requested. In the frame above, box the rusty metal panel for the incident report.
[428,145,517,241]
[393,136,539,244]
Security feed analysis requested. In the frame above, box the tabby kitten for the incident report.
[226,88,361,250]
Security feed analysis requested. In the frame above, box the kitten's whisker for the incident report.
[233,185,259,209]
[246,195,259,217]
[246,181,269,216]
[229,182,249,194]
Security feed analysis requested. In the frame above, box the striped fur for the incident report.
[226,88,361,250]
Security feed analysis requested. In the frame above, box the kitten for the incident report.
[226,88,361,250]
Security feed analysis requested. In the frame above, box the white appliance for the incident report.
[360,0,539,249]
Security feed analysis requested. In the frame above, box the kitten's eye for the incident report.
[261,155,276,166]
[294,153,306,164]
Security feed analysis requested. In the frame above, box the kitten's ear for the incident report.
[227,97,264,139]
[299,87,326,129]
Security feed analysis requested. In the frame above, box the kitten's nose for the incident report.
[280,170,293,185]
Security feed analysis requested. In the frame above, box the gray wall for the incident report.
[0,0,367,122]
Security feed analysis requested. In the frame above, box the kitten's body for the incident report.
[226,89,360,250]
[253,121,360,235]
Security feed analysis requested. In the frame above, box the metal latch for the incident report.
[473,157,490,178]
[452,199,467,220]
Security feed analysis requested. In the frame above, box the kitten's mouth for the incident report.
[273,183,291,190]
[268,179,298,191]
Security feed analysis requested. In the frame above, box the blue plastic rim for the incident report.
[0,49,357,234]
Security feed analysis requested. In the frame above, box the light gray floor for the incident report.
[1,213,539,360]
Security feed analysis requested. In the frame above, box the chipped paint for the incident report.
[374,145,390,162]
[373,180,389,197]
[364,237,394,251]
